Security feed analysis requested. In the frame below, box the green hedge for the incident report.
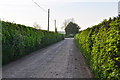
[2,21,64,65]
[75,16,120,79]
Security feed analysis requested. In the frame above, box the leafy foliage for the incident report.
[75,16,120,79]
[65,22,80,37]
[2,21,64,65]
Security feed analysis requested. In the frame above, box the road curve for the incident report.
[2,38,93,78]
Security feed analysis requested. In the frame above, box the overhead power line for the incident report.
[32,0,54,21]
[32,0,47,13]
[32,0,56,31]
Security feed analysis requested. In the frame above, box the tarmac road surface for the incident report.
[2,38,93,78]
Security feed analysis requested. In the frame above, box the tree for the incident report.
[33,22,41,29]
[61,18,74,30]
[65,22,80,37]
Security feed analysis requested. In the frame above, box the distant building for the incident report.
[118,1,120,16]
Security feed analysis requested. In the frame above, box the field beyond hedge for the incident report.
[75,17,120,79]
[2,21,64,65]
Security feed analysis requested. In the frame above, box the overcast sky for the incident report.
[0,0,119,31]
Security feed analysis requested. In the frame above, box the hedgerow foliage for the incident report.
[75,16,120,79]
[2,21,64,65]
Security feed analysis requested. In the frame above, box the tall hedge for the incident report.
[75,16,120,79]
[2,21,64,65]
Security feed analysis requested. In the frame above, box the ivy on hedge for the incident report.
[2,21,64,65]
[75,16,120,79]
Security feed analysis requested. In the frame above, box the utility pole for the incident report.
[55,20,58,33]
[55,20,56,30]
[48,9,50,31]
[118,1,120,16]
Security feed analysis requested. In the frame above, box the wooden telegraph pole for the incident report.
[55,20,56,30]
[48,9,50,31]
